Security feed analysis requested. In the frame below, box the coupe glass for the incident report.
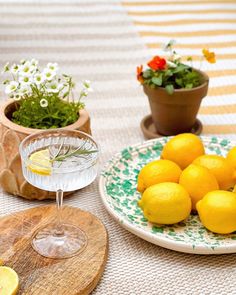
[19,129,99,259]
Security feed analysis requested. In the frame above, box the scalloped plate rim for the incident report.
[99,136,236,255]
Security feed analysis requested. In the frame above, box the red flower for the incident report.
[147,56,166,71]
[136,65,144,83]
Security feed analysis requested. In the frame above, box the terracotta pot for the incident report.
[0,100,91,200]
[143,70,209,135]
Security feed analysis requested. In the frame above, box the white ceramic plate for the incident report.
[99,136,236,254]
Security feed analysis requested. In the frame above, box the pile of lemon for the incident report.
[137,133,236,234]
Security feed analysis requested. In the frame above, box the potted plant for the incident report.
[137,40,216,136]
[0,59,93,200]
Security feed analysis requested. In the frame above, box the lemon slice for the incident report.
[0,266,19,295]
[28,149,52,176]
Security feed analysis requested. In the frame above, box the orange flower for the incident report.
[202,49,216,64]
[136,65,144,83]
[147,56,166,71]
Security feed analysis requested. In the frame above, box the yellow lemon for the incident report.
[226,146,236,181]
[28,149,52,176]
[161,133,205,169]
[197,190,236,234]
[138,182,191,224]
[193,155,235,190]
[137,159,182,193]
[179,164,219,210]
[0,266,19,295]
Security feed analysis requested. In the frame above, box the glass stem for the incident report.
[56,189,64,235]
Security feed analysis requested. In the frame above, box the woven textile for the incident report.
[123,0,236,137]
[0,1,236,294]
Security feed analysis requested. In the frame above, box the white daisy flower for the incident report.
[34,73,45,85]
[10,64,19,75]
[40,98,48,108]
[47,62,58,72]
[43,68,56,81]
[13,93,22,101]
[19,62,35,76]
[5,81,19,94]
[19,84,30,95]
[19,74,32,85]
[46,81,63,93]
[20,59,26,65]
[30,58,38,67]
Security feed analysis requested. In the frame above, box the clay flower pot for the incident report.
[0,100,91,200]
[143,70,209,136]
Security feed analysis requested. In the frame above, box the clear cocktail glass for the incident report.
[19,129,99,259]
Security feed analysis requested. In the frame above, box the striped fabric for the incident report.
[1,1,236,295]
[123,0,236,137]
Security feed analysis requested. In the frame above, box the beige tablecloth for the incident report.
[0,1,236,294]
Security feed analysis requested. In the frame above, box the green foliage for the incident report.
[143,63,202,95]
[12,94,84,129]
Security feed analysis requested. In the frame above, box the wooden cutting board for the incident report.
[0,205,108,295]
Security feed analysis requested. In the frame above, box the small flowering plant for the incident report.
[2,59,93,129]
[137,40,216,95]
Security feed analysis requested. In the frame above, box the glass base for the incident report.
[31,223,87,259]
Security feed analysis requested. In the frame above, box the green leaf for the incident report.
[185,83,193,89]
[165,84,174,95]
[142,69,152,78]
[151,76,162,86]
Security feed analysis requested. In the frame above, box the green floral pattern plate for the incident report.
[99,136,236,254]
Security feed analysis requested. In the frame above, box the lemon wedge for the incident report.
[28,149,52,176]
[0,266,19,295]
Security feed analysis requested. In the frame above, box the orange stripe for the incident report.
[140,30,236,37]
[207,69,236,78]
[134,20,236,26]
[128,9,236,16]
[200,105,236,115]
[123,1,236,6]
[208,85,236,96]
[147,41,236,49]
[203,124,236,134]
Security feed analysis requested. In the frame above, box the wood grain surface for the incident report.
[0,205,108,295]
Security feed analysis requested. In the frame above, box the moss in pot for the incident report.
[0,59,92,200]
[137,40,216,136]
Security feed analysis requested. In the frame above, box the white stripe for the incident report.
[125,3,236,12]
[147,47,236,55]
[199,113,236,125]
[202,94,236,107]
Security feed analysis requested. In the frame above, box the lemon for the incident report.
[179,164,219,210]
[137,159,182,193]
[0,266,19,295]
[193,155,235,190]
[226,146,236,181]
[197,190,236,234]
[28,149,52,176]
[161,133,205,169]
[138,182,191,224]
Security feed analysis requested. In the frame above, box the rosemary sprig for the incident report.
[49,139,98,163]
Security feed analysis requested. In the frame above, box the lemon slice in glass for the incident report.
[28,149,52,176]
[0,266,19,295]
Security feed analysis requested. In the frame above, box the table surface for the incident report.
[0,0,236,294]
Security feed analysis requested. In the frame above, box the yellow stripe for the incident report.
[181,54,236,60]
[129,9,236,16]
[147,41,236,49]
[207,69,236,78]
[135,20,236,26]
[140,30,236,37]
[208,85,236,96]
[203,124,236,134]
[123,1,236,6]
[200,105,236,115]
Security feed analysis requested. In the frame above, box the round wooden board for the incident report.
[0,205,108,295]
